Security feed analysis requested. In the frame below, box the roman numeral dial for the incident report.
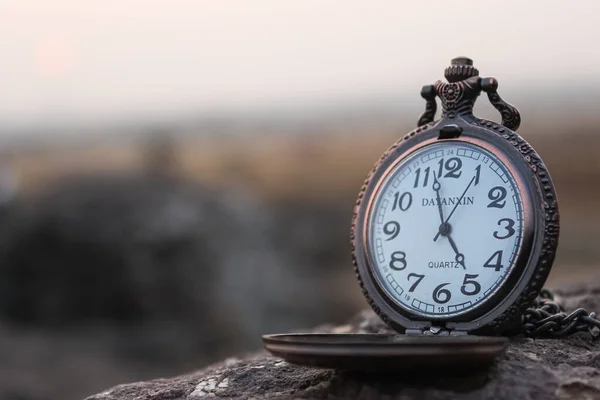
[370,142,524,318]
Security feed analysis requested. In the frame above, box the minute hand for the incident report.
[433,174,476,242]
[433,176,444,223]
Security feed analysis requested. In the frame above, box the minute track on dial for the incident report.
[368,141,524,318]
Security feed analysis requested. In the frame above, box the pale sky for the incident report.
[0,0,599,127]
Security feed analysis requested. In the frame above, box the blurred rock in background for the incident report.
[0,170,359,400]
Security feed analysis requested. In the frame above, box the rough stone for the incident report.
[86,282,600,400]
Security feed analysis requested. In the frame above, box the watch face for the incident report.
[368,141,524,318]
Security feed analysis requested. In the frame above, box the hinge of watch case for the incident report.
[405,326,469,336]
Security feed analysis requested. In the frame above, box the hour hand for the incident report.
[447,235,466,269]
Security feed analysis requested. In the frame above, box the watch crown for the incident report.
[445,57,479,83]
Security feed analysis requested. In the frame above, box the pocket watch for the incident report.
[263,58,595,372]
[350,56,558,337]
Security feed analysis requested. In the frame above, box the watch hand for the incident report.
[434,173,476,241]
[446,234,466,269]
[432,175,444,223]
[443,174,476,224]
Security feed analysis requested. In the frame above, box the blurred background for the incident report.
[0,1,599,399]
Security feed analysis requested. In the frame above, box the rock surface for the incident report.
[86,282,600,400]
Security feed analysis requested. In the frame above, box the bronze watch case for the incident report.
[351,57,560,336]
[263,58,559,372]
